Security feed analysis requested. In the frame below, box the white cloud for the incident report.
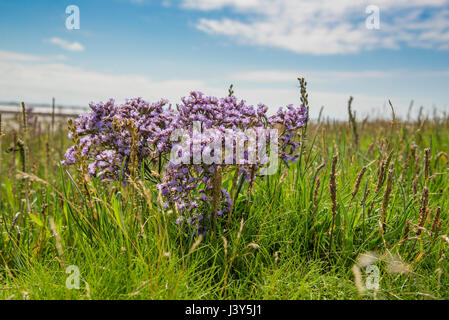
[0,50,43,62]
[182,0,260,11]
[231,70,391,83]
[182,0,449,54]
[231,69,449,83]
[0,51,208,107]
[0,57,389,118]
[162,0,172,7]
[46,37,85,52]
[0,50,446,120]
[0,50,67,63]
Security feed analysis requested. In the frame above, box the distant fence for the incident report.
[0,104,88,119]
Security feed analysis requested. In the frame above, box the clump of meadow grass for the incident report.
[0,83,448,300]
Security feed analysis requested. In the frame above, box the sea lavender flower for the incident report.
[157,92,306,234]
[62,91,307,235]
[62,97,177,179]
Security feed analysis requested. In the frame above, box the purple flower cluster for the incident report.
[63,91,307,233]
[62,97,177,179]
[270,104,308,162]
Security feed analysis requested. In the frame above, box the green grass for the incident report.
[0,111,448,300]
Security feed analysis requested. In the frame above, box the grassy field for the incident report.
[0,99,448,300]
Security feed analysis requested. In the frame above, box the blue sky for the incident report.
[0,0,449,119]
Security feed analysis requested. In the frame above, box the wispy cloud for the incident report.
[0,50,208,107]
[46,37,85,52]
[231,69,449,83]
[0,50,42,62]
[162,0,172,7]
[0,50,66,62]
[0,50,446,119]
[181,0,449,54]
[0,56,387,118]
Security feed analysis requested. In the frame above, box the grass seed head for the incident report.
[424,148,431,181]
[417,186,429,235]
[432,207,441,235]
[351,165,367,201]
[329,154,338,216]
[380,167,394,233]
